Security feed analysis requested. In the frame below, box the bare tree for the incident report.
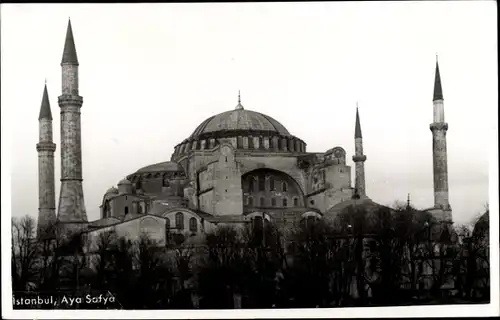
[11,215,38,292]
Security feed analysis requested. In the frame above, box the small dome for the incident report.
[106,186,118,194]
[118,178,132,185]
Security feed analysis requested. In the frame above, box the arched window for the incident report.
[270,177,275,191]
[189,217,197,233]
[124,206,129,214]
[282,198,288,207]
[248,197,253,206]
[260,197,265,207]
[305,216,317,228]
[252,216,264,232]
[271,197,276,207]
[248,178,254,192]
[248,136,254,149]
[258,175,265,191]
[282,182,288,192]
[293,197,299,207]
[175,212,184,230]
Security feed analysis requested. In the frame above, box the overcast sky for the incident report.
[1,2,496,226]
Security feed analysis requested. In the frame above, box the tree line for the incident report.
[11,204,490,309]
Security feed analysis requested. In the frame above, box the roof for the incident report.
[473,211,489,237]
[87,217,121,229]
[39,84,53,120]
[61,19,79,65]
[135,161,184,174]
[189,108,291,140]
[326,197,394,233]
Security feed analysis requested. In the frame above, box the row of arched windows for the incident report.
[248,177,288,193]
[169,212,198,233]
[249,215,319,232]
[247,196,299,207]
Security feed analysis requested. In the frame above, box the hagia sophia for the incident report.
[36,20,454,245]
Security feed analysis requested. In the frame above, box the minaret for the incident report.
[352,105,367,198]
[36,82,57,239]
[57,19,88,234]
[430,57,452,222]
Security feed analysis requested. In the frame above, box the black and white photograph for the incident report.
[1,2,498,318]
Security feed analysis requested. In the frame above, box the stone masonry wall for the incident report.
[431,123,450,211]
[37,118,56,236]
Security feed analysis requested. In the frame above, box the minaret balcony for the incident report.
[352,155,367,162]
[430,122,448,132]
[36,142,56,152]
[58,95,83,107]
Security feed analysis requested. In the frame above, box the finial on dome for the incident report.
[235,90,244,110]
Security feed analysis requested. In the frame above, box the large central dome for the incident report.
[189,108,291,140]
[172,98,306,158]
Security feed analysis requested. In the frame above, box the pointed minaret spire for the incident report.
[57,19,87,234]
[355,104,362,138]
[235,90,244,110]
[430,56,452,223]
[407,193,411,209]
[433,56,443,101]
[36,82,57,239]
[61,18,79,65]
[38,82,53,120]
[353,104,367,198]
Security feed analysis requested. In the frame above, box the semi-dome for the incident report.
[189,108,291,140]
[135,161,185,174]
